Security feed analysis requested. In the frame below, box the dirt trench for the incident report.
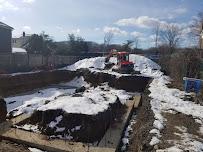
[0,70,78,97]
[80,69,151,92]
[0,68,152,151]
[0,69,151,97]
[127,88,155,152]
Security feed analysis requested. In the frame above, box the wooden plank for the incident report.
[1,128,115,152]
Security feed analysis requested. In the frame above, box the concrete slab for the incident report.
[0,95,141,152]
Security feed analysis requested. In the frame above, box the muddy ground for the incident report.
[157,112,203,150]
[0,140,29,152]
[127,83,203,152]
[128,89,155,152]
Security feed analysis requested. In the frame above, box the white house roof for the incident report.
[12,48,27,53]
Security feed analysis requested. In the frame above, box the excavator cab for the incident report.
[106,49,134,73]
[116,52,134,73]
[117,52,130,64]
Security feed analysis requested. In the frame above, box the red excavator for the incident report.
[106,49,134,73]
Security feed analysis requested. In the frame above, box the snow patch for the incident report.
[148,75,203,148]
[71,126,81,132]
[28,147,45,152]
[129,54,161,71]
[62,76,89,88]
[63,54,162,78]
[55,127,65,133]
[5,76,88,116]
[15,124,40,133]
[150,136,160,146]
[121,114,137,151]
[38,84,131,115]
[64,57,106,71]
[5,88,75,116]
[49,115,63,128]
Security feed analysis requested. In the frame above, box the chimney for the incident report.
[23,32,25,37]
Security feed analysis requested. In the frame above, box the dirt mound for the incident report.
[19,97,126,143]
[0,98,7,123]
[80,69,151,92]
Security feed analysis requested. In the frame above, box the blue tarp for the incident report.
[184,79,201,94]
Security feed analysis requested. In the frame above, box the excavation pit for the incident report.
[1,96,140,152]
[1,69,150,151]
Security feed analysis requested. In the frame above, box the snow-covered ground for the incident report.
[5,76,88,116]
[38,83,131,115]
[65,57,106,71]
[5,77,131,117]
[62,54,163,78]
[28,147,45,152]
[148,75,203,151]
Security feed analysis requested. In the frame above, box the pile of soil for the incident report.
[18,97,126,143]
[128,89,155,152]
[80,69,151,92]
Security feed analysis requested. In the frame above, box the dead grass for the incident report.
[158,112,203,150]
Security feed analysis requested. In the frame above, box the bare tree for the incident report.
[152,23,160,48]
[190,12,203,48]
[104,32,114,52]
[190,12,203,36]
[122,40,134,52]
[160,24,182,54]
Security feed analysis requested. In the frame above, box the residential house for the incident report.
[0,22,13,53]
[12,32,31,49]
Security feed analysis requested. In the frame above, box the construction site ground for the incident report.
[0,95,141,152]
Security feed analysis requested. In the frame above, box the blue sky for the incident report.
[0,0,203,48]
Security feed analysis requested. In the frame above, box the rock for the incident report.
[0,98,7,123]
[75,86,86,93]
